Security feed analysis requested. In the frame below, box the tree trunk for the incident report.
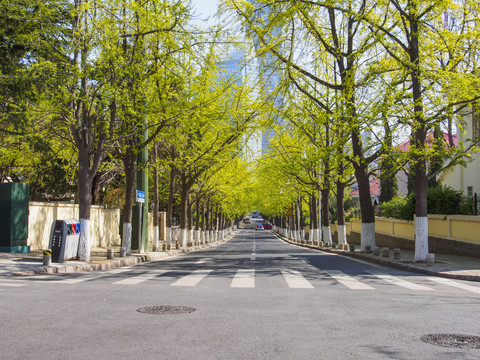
[187,194,193,246]
[410,6,429,262]
[195,197,201,245]
[179,174,188,247]
[309,195,317,244]
[166,165,175,247]
[77,143,94,261]
[321,188,332,245]
[122,152,136,255]
[201,200,206,244]
[336,180,347,245]
[153,141,159,251]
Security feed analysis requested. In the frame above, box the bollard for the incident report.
[393,248,401,260]
[107,248,114,260]
[120,247,126,258]
[339,244,344,250]
[319,241,324,247]
[382,247,390,258]
[373,247,380,256]
[43,249,52,266]
[426,253,435,266]
[344,244,350,251]
[365,245,371,253]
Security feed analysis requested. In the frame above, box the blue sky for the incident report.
[191,0,219,18]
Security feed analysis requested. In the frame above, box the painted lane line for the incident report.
[113,270,169,285]
[281,270,314,289]
[231,269,255,288]
[427,277,480,294]
[55,268,134,283]
[325,270,374,290]
[195,258,211,264]
[171,270,213,287]
[0,282,27,287]
[367,272,434,291]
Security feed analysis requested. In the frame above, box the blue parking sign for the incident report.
[136,190,145,203]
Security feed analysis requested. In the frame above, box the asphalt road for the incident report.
[1,229,480,360]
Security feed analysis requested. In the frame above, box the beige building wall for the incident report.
[440,109,480,196]
[28,202,121,250]
[147,212,167,243]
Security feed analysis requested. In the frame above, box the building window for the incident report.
[467,186,473,199]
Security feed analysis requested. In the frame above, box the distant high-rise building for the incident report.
[217,2,284,161]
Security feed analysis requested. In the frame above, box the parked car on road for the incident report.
[256,224,263,231]
[263,224,272,230]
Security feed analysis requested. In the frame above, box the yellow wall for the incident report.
[28,202,121,250]
[147,212,167,243]
[29,203,171,250]
[348,215,480,245]
[450,217,480,245]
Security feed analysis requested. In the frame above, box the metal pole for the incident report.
[473,193,478,216]
[138,202,143,253]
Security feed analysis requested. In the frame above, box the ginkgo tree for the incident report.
[364,0,480,261]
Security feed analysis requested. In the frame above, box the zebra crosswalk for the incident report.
[2,269,480,295]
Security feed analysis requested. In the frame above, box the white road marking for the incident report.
[367,272,434,291]
[281,270,314,289]
[231,269,255,288]
[195,258,211,264]
[55,268,133,283]
[113,270,169,285]
[0,282,26,287]
[171,270,213,287]
[427,277,480,294]
[325,270,374,290]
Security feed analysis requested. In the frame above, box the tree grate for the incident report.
[421,334,480,349]
[137,305,197,315]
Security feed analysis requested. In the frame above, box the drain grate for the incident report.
[421,334,480,349]
[137,305,197,315]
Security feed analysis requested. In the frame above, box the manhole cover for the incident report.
[137,305,197,315]
[421,334,480,349]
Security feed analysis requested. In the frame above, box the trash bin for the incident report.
[49,219,81,262]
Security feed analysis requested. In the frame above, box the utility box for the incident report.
[49,220,81,262]
[0,183,30,253]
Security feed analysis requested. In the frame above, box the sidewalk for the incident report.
[0,239,230,277]
[278,235,480,282]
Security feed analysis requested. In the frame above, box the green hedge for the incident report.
[379,186,464,220]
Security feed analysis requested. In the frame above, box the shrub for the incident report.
[380,186,463,220]
[380,196,414,220]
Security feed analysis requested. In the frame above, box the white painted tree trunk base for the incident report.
[188,229,194,246]
[415,216,429,262]
[310,229,317,244]
[361,222,376,251]
[78,219,90,261]
[337,225,347,245]
[153,226,159,251]
[123,222,132,255]
[322,226,332,245]
[180,228,187,247]
[165,227,171,246]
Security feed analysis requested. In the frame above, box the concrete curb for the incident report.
[274,233,480,283]
[9,235,234,277]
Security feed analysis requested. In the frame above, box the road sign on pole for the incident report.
[136,190,145,203]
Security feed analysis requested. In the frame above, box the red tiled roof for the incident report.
[350,177,380,196]
[397,132,457,152]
